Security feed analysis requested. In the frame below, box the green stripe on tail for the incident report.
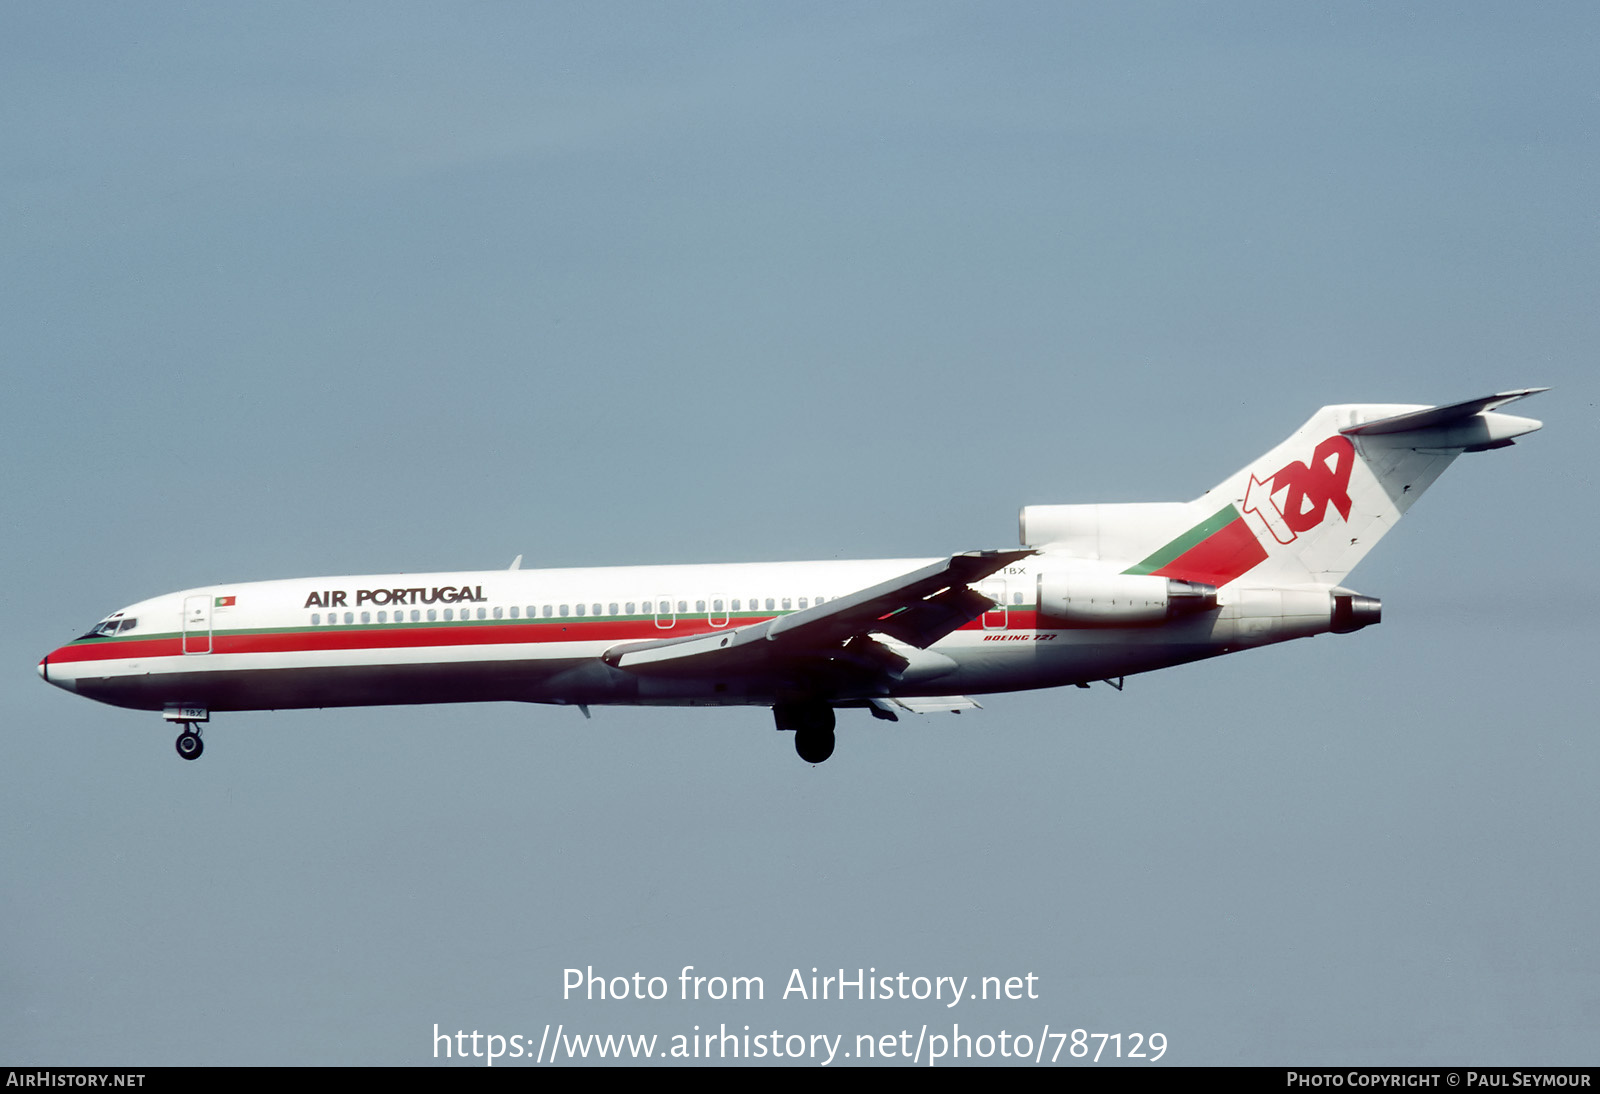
[1122,506,1240,576]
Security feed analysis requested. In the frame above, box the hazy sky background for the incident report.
[3,2,1596,1066]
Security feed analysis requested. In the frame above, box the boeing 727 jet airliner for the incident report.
[39,390,1545,763]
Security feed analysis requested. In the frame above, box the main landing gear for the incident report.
[164,706,209,761]
[773,702,836,764]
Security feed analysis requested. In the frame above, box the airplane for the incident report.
[38,389,1545,764]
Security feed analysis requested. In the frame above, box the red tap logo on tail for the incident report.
[1242,435,1355,545]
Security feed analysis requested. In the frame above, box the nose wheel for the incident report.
[164,707,210,761]
[174,729,204,760]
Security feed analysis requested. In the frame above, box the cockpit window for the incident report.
[78,616,137,640]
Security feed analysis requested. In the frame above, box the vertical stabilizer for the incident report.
[1113,389,1545,587]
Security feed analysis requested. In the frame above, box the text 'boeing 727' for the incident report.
[39,390,1545,763]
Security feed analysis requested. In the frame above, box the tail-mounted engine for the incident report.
[1331,592,1382,633]
[1036,572,1218,626]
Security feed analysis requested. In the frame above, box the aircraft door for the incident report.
[183,595,213,654]
[708,594,729,628]
[654,595,676,630]
[980,579,1008,630]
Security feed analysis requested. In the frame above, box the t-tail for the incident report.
[1020,389,1547,591]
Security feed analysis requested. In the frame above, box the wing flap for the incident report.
[601,625,768,673]
[874,585,997,647]
[891,695,982,714]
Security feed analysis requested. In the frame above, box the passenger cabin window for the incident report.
[311,613,320,625]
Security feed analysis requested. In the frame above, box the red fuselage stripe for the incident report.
[51,611,1045,665]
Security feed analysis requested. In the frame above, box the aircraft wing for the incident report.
[600,549,1032,677]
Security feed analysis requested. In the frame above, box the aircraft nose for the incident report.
[38,651,75,692]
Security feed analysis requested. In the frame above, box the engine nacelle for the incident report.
[1037,572,1218,626]
[1019,503,1191,557]
[1331,592,1382,633]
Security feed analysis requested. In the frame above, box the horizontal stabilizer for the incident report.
[1340,388,1546,451]
[1340,388,1548,435]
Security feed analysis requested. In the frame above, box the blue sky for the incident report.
[3,2,1596,1065]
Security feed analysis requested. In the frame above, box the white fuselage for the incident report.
[38,552,1333,715]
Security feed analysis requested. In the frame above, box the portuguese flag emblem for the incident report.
[214,596,236,608]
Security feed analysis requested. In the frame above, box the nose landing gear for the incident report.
[163,706,209,761]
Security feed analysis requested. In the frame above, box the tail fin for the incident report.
[1023,389,1545,588]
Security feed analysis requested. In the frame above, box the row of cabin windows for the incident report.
[308,596,834,627]
[302,593,1041,628]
